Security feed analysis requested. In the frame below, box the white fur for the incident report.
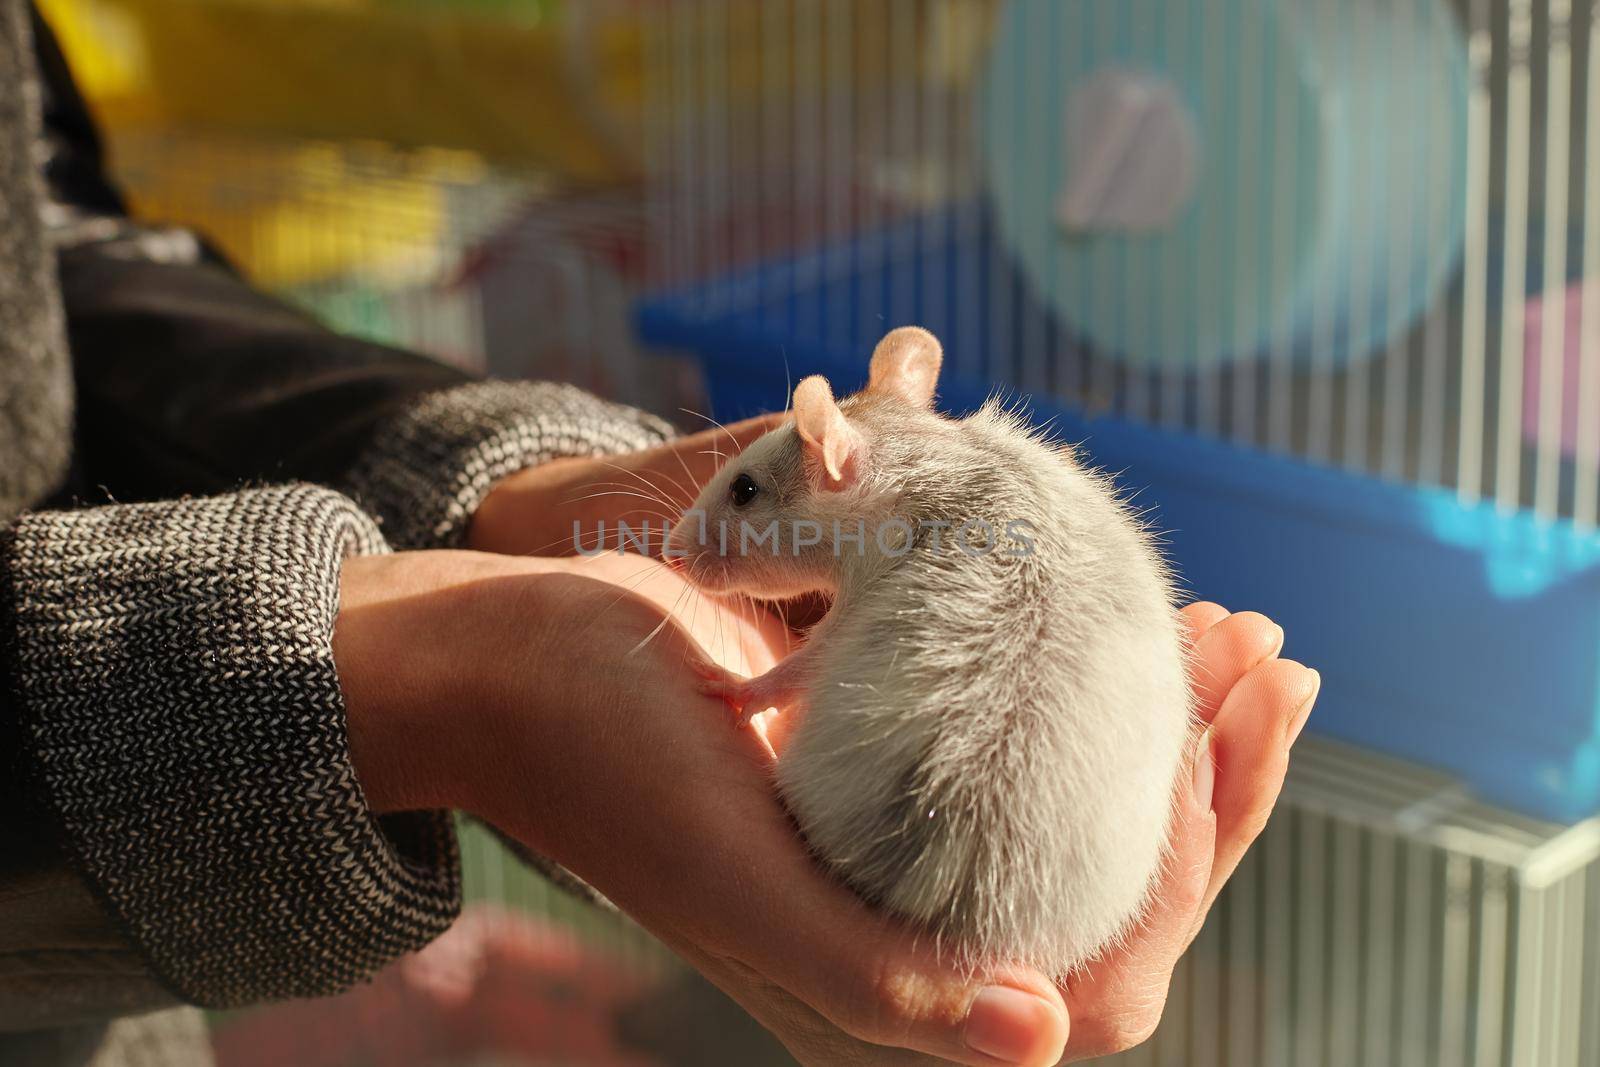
[669,338,1193,978]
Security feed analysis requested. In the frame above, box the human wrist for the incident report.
[466,457,589,556]
[336,552,496,815]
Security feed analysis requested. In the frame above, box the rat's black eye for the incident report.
[729,473,760,507]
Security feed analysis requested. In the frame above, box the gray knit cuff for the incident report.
[342,380,677,550]
[4,484,461,1007]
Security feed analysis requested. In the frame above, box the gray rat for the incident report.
[666,326,1194,977]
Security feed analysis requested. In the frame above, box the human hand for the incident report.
[1049,603,1318,1061]
[336,550,1313,1065]
[336,549,1072,1065]
[466,413,785,557]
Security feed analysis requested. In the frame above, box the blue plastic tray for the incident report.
[634,221,1600,824]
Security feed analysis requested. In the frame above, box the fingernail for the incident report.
[1288,669,1321,744]
[965,986,1062,1065]
[1191,726,1216,811]
[1267,624,1286,660]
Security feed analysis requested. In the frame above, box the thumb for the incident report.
[702,795,1069,1065]
[693,953,1068,1067]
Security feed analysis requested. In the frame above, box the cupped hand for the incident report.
[338,550,1072,1066]
[338,547,1317,1065]
[1051,603,1318,1062]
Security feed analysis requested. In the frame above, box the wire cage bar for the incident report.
[634,0,1600,825]
[40,0,1600,1061]
[644,0,1600,524]
[1110,737,1600,1067]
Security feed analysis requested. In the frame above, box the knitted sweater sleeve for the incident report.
[30,5,676,550]
[339,380,677,550]
[0,484,460,1008]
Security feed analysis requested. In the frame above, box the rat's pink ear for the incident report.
[867,326,943,408]
[793,375,863,487]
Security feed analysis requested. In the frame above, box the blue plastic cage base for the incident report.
[634,229,1600,825]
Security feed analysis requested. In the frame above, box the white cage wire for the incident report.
[636,3,1600,1062]
[644,0,1600,528]
[55,0,1600,1062]
[1109,738,1600,1067]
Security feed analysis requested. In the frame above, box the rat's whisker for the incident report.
[643,470,694,511]
[564,480,670,501]
[567,482,679,513]
[667,443,704,502]
[678,406,736,443]
[563,488,674,509]
[678,407,751,461]
[684,570,706,670]
[564,489,680,525]
[674,584,704,670]
[631,462,694,505]
[711,585,726,673]
[600,460,691,512]
[588,560,687,635]
[592,461,674,499]
[627,606,683,658]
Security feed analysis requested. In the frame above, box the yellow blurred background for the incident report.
[40,0,992,290]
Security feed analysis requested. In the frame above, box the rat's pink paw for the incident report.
[697,673,755,722]
[688,655,802,727]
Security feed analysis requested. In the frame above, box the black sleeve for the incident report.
[33,6,470,502]
[33,7,675,546]
[58,247,473,505]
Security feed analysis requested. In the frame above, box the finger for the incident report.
[1178,601,1230,645]
[681,954,961,1067]
[1200,658,1320,915]
[570,555,785,676]
[691,781,1068,1066]
[772,886,1068,1065]
[1188,611,1284,722]
[542,596,1054,1066]
[1057,730,1217,1062]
